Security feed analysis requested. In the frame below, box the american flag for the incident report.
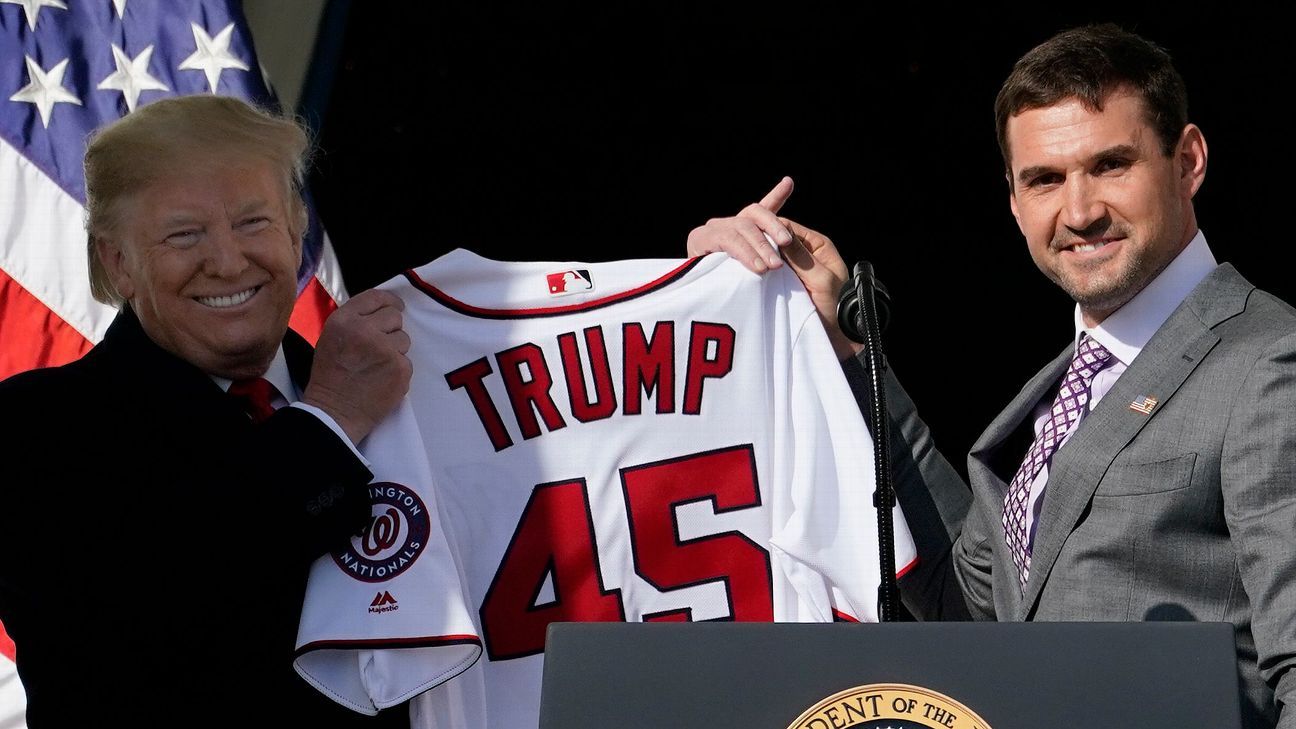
[0,1,346,723]
[1128,395,1158,416]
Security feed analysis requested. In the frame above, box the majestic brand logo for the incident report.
[546,269,593,296]
[332,482,430,584]
[787,684,993,729]
[368,591,399,614]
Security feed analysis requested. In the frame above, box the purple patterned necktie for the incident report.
[1003,334,1113,587]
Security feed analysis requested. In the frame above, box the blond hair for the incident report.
[84,95,312,305]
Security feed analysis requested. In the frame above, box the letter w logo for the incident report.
[370,591,397,607]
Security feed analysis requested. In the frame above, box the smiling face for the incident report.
[96,154,303,379]
[1006,90,1206,326]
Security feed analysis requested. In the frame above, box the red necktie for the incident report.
[228,377,279,424]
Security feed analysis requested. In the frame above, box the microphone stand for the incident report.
[835,262,898,623]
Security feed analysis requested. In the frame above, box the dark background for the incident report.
[309,3,1292,477]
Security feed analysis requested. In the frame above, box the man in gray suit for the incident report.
[688,24,1296,728]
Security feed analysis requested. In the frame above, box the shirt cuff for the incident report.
[289,402,371,468]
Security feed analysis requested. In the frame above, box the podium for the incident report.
[539,622,1242,728]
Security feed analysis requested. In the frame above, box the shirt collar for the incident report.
[210,347,296,400]
[1073,229,1217,365]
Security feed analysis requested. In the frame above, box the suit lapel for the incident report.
[969,349,1071,493]
[1017,264,1251,618]
[76,309,255,464]
[98,307,318,421]
[964,348,1070,616]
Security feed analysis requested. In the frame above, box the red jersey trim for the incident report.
[832,609,860,623]
[403,257,704,319]
[832,557,920,623]
[896,555,919,580]
[294,634,482,657]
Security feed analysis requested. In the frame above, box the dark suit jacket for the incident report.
[858,265,1296,729]
[0,309,407,727]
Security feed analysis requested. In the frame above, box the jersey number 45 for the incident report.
[479,444,774,660]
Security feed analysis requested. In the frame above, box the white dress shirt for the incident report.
[1024,230,1217,547]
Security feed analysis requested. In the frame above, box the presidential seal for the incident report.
[331,481,430,583]
[787,683,993,729]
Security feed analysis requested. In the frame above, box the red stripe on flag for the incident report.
[0,621,15,662]
[287,277,338,347]
[0,269,93,381]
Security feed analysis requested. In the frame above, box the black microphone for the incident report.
[836,262,891,343]
[834,260,900,622]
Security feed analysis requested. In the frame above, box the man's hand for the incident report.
[687,176,796,272]
[686,177,862,358]
[303,289,412,443]
[779,220,861,359]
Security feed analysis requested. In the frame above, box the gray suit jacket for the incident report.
[868,265,1296,729]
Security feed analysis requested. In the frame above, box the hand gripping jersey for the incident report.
[295,250,917,728]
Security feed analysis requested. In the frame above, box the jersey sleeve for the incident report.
[0,648,23,729]
[767,274,917,624]
[294,399,482,714]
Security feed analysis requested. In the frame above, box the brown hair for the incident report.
[84,95,311,305]
[994,23,1188,172]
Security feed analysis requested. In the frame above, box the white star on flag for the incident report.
[0,0,67,30]
[97,44,169,112]
[9,55,82,128]
[177,22,249,93]
[112,0,127,18]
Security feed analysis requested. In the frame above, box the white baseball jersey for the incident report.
[295,250,917,728]
[0,652,24,729]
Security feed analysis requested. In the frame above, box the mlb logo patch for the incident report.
[546,269,594,296]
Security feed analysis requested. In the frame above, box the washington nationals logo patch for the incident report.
[332,482,430,583]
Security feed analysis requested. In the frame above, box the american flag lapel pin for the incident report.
[1128,395,1158,415]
